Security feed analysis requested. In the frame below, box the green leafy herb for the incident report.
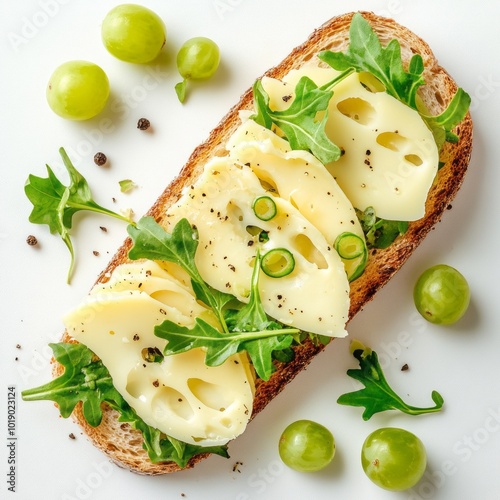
[420,87,471,146]
[318,12,470,143]
[156,319,295,381]
[21,342,117,426]
[337,341,444,420]
[119,179,137,193]
[128,216,234,331]
[252,76,342,164]
[128,217,300,378]
[175,80,187,103]
[25,148,134,283]
[318,12,426,109]
[155,252,298,381]
[21,342,227,467]
[356,206,408,249]
[108,399,228,467]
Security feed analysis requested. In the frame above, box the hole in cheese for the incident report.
[227,201,244,222]
[150,290,196,317]
[125,373,146,401]
[187,378,234,412]
[404,154,423,166]
[255,174,279,196]
[376,131,410,152]
[246,225,264,236]
[358,71,386,93]
[151,386,195,421]
[293,234,328,269]
[337,97,376,125]
[220,417,233,428]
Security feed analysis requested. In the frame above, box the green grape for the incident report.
[361,427,426,491]
[46,61,110,120]
[278,420,335,472]
[413,264,470,325]
[101,4,166,63]
[175,37,220,102]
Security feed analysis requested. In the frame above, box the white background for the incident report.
[1,1,499,499]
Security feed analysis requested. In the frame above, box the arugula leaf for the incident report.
[319,12,470,144]
[156,319,295,381]
[318,12,426,109]
[155,252,298,381]
[25,148,134,283]
[225,250,271,332]
[252,76,342,164]
[175,80,187,103]
[108,400,228,467]
[128,216,233,331]
[356,206,408,249]
[420,87,471,146]
[337,341,444,420]
[21,342,228,467]
[21,342,118,426]
[118,179,137,193]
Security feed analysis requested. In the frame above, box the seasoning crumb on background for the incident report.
[94,152,107,166]
[137,117,151,130]
[26,235,38,246]
[69,433,76,440]
[401,363,409,371]
[93,250,100,256]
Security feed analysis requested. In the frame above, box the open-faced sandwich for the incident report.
[22,11,472,475]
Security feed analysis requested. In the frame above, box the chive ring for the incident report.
[334,232,365,260]
[261,248,295,278]
[252,195,277,221]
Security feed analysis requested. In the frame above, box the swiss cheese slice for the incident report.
[65,261,255,446]
[262,62,439,221]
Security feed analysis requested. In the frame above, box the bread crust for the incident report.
[53,11,473,474]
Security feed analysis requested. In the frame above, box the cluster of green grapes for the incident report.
[46,4,220,120]
[278,264,470,490]
[278,421,427,491]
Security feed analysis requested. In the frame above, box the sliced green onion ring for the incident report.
[334,232,368,281]
[141,346,164,363]
[252,195,277,221]
[258,230,270,243]
[334,232,365,260]
[343,248,368,282]
[261,248,295,278]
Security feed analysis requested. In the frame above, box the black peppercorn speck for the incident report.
[94,152,107,166]
[137,118,151,130]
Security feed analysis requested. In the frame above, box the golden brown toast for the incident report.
[54,11,473,474]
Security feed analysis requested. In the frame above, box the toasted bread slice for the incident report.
[54,11,473,474]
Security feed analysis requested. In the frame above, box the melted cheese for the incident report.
[262,62,439,221]
[227,120,365,245]
[165,125,351,337]
[63,58,438,450]
[65,261,255,446]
